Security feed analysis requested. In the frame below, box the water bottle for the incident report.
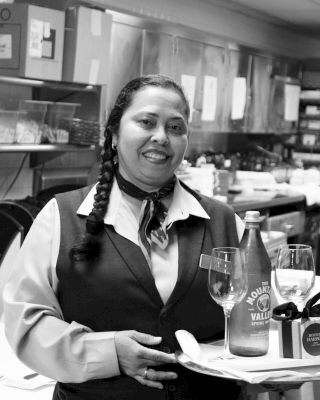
[229,210,272,356]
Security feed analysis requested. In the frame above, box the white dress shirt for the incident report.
[3,179,244,383]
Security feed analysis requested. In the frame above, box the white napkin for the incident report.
[0,321,55,390]
[1,373,55,390]
[277,181,320,206]
[175,329,320,384]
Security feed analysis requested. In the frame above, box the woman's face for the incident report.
[114,86,189,191]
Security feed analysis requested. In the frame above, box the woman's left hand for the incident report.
[261,382,303,392]
[114,330,178,390]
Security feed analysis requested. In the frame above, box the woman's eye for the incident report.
[139,118,154,128]
[168,122,186,135]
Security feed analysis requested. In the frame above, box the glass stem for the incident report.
[223,308,232,355]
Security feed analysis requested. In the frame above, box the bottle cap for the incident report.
[244,210,261,222]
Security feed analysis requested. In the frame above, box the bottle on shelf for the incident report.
[229,210,272,356]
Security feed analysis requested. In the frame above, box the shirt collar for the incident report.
[76,182,122,226]
[167,179,210,227]
[76,178,210,224]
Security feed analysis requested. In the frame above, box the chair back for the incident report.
[0,210,24,267]
[0,211,24,315]
[0,201,33,242]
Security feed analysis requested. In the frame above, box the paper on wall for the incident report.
[231,77,246,120]
[43,22,51,39]
[201,75,217,121]
[89,59,100,84]
[91,9,102,37]
[29,19,43,58]
[0,34,12,59]
[284,84,300,121]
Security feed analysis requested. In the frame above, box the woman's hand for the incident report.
[261,382,303,392]
[114,330,178,389]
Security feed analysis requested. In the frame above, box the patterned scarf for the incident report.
[115,170,176,263]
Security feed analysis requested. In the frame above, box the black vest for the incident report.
[53,184,241,400]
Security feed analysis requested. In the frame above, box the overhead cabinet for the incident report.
[142,31,176,79]
[174,37,203,123]
[0,4,65,81]
[112,17,303,143]
[246,54,273,133]
[200,43,226,134]
[223,48,251,133]
[62,6,112,85]
[296,86,320,153]
[108,21,143,107]
[268,75,300,134]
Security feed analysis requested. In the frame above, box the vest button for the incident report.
[161,311,167,318]
[168,384,176,392]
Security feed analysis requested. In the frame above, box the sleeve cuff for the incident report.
[80,329,121,379]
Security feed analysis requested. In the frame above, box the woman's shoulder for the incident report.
[55,184,95,210]
[198,193,235,216]
[178,179,234,216]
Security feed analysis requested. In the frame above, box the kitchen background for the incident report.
[1,0,320,196]
[2,0,320,261]
[2,2,320,399]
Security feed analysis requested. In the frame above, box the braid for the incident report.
[69,126,115,262]
[69,74,189,263]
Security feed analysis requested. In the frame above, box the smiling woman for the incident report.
[3,74,244,400]
[115,85,189,191]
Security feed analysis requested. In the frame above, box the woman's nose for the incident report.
[151,125,169,145]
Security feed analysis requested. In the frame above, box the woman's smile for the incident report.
[142,148,170,163]
[114,86,189,191]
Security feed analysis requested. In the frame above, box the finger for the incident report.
[261,383,303,392]
[144,368,178,382]
[142,349,178,365]
[135,376,163,390]
[132,331,162,346]
[135,369,178,390]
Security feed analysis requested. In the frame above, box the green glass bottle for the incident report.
[229,210,272,356]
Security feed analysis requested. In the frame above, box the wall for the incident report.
[2,0,319,200]
[83,0,320,59]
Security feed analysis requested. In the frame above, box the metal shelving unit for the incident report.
[0,144,95,152]
[0,76,99,93]
[0,144,97,168]
[0,75,100,163]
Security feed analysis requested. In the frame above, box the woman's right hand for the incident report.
[114,330,178,390]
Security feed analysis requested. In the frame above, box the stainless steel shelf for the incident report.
[300,98,320,105]
[0,144,95,153]
[299,113,320,120]
[0,76,101,93]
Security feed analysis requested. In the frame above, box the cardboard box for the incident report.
[0,4,65,80]
[62,6,112,85]
[277,317,320,358]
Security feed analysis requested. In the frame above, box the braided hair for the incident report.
[69,74,190,262]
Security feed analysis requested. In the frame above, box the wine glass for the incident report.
[274,244,316,311]
[208,247,248,359]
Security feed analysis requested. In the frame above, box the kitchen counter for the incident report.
[228,189,306,213]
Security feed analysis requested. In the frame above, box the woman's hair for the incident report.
[69,74,190,262]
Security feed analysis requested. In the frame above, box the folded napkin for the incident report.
[175,329,320,384]
[1,373,55,390]
[277,182,320,206]
[0,322,55,390]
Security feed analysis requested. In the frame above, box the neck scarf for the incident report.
[115,170,176,263]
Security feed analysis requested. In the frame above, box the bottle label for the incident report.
[246,280,271,327]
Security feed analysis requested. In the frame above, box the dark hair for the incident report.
[69,74,190,262]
